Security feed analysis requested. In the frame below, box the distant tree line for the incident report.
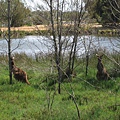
[0,0,119,27]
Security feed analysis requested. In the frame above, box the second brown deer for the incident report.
[96,54,109,80]
[11,57,30,85]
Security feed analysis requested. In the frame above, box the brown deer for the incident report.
[11,57,30,85]
[96,54,109,80]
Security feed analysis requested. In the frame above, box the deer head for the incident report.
[96,54,104,71]
[96,54,103,62]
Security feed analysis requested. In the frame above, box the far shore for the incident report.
[0,23,119,36]
[0,23,102,32]
[0,25,49,32]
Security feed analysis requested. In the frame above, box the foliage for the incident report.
[86,0,120,24]
[0,0,31,27]
[31,10,50,25]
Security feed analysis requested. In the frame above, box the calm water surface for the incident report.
[0,35,119,57]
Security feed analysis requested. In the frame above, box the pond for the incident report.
[0,35,119,58]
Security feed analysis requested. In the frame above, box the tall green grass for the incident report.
[0,53,120,120]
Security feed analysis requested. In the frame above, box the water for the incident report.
[0,36,53,57]
[0,35,119,57]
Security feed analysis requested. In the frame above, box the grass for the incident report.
[0,54,120,120]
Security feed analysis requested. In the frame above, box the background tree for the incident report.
[31,10,50,25]
[85,0,120,25]
[33,1,88,119]
[0,0,31,27]
[38,0,86,95]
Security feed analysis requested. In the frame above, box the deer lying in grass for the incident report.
[11,57,30,85]
[96,54,109,80]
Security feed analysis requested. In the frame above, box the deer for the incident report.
[96,54,109,80]
[11,57,30,85]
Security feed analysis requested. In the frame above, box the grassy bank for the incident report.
[0,24,120,38]
[0,53,120,120]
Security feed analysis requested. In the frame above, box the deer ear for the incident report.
[11,56,14,60]
[96,54,99,57]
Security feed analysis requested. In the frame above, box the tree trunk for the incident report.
[50,0,61,94]
[8,0,12,84]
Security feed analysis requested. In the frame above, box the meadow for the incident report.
[0,53,120,120]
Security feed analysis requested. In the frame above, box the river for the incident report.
[0,35,119,57]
